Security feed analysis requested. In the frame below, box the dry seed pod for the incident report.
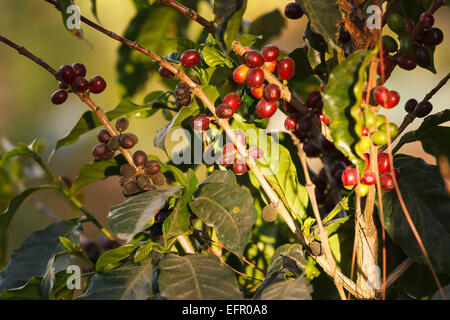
[120,164,136,179]
[115,117,129,132]
[118,176,129,186]
[122,180,140,196]
[149,172,166,186]
[175,95,191,108]
[136,174,152,191]
[107,135,121,152]
[175,82,190,99]
[262,203,278,222]
[309,241,322,256]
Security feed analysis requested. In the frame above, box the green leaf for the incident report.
[134,241,162,263]
[0,276,42,300]
[382,156,450,275]
[59,236,78,251]
[189,170,256,256]
[108,187,181,242]
[323,49,376,172]
[249,9,285,44]
[90,0,99,21]
[163,169,198,244]
[236,34,259,47]
[298,0,340,50]
[214,0,247,51]
[158,254,242,299]
[48,270,75,300]
[96,244,137,272]
[201,46,234,68]
[254,244,311,300]
[0,185,59,263]
[78,259,155,300]
[0,219,82,293]
[55,99,160,152]
[393,109,450,162]
[0,139,39,167]
[162,37,201,52]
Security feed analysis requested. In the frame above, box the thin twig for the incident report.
[382,258,414,290]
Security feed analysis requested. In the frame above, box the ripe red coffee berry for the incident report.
[361,126,369,136]
[256,99,277,118]
[261,45,280,62]
[264,84,281,102]
[284,2,303,19]
[384,90,400,109]
[277,57,295,80]
[251,84,265,99]
[414,101,433,118]
[222,143,237,155]
[233,65,250,83]
[72,77,89,92]
[372,86,390,106]
[341,168,359,186]
[404,98,418,113]
[244,50,264,68]
[284,113,300,131]
[51,89,68,105]
[133,150,148,167]
[72,63,87,78]
[380,173,395,191]
[89,76,107,94]
[362,171,376,185]
[144,160,161,174]
[306,91,322,109]
[191,114,210,130]
[319,114,330,125]
[377,57,395,76]
[377,153,390,173]
[223,92,242,111]
[419,13,434,28]
[246,68,265,88]
[233,160,247,175]
[97,129,111,143]
[216,104,234,119]
[158,66,175,78]
[58,64,75,84]
[180,49,201,68]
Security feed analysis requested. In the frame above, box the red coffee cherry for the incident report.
[261,44,280,62]
[256,99,277,118]
[319,113,330,125]
[219,151,235,167]
[191,114,210,130]
[341,168,359,186]
[89,76,107,94]
[419,12,434,28]
[277,57,295,80]
[216,104,235,119]
[72,63,87,78]
[248,147,264,159]
[306,91,322,109]
[362,171,376,185]
[180,49,201,68]
[97,129,111,143]
[246,68,265,88]
[361,126,369,136]
[132,150,148,167]
[158,66,175,79]
[377,152,390,174]
[284,2,304,19]
[58,64,75,84]
[377,57,395,76]
[144,160,161,174]
[233,65,250,83]
[51,89,68,105]
[233,159,247,175]
[284,113,300,131]
[244,50,264,68]
[384,90,400,109]
[380,173,395,191]
[72,77,89,92]
[372,86,390,106]
[264,83,281,102]
[251,84,266,99]
[222,92,242,111]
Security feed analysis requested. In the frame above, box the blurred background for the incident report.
[0,1,448,263]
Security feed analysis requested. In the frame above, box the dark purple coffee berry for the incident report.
[133,150,147,167]
[119,133,138,149]
[312,175,327,193]
[404,99,418,113]
[414,101,433,118]
[72,77,90,92]
[92,143,109,160]
[175,95,191,108]
[306,91,322,109]
[284,2,303,19]
[296,116,312,133]
[144,160,161,174]
[51,89,68,105]
[415,46,431,68]
[396,55,416,70]
[89,76,107,94]
[58,81,68,89]
[115,117,129,132]
[175,82,190,99]
[421,28,443,46]
[58,64,75,84]
[97,129,111,143]
[419,12,434,28]
[303,142,321,157]
[72,63,87,78]
[158,66,175,79]
[107,135,120,151]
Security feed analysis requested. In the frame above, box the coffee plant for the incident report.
[0,0,449,300]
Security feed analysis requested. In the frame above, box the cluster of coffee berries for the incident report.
[404,98,433,118]
[218,130,263,175]
[119,157,166,197]
[80,235,120,271]
[158,49,202,81]
[92,117,138,161]
[232,44,295,118]
[379,12,443,76]
[51,63,107,105]
[341,152,400,195]
[284,2,304,20]
[215,92,242,119]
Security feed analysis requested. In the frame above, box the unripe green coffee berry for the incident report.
[355,184,370,197]
[376,115,386,128]
[372,130,388,146]
[364,109,376,128]
[378,122,399,139]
